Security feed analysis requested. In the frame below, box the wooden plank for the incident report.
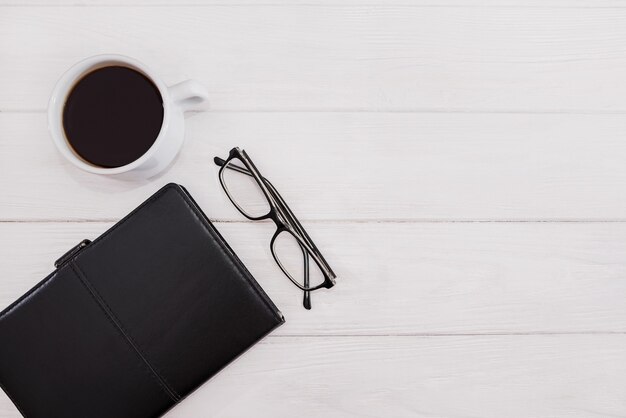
[2,221,626,335]
[1,335,625,417]
[3,6,626,111]
[3,112,626,221]
[4,1,626,6]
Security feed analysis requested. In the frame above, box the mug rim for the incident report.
[48,54,171,175]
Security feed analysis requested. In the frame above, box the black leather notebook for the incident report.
[0,183,284,418]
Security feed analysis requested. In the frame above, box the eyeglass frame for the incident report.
[214,147,336,305]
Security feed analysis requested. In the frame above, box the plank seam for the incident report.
[4,3,626,8]
[8,109,626,115]
[5,219,626,224]
[267,331,626,337]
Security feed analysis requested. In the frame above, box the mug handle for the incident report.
[169,80,210,112]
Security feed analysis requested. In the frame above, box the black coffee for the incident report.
[63,66,164,168]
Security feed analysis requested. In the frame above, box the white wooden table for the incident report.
[2,1,626,417]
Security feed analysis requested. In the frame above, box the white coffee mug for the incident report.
[48,54,209,179]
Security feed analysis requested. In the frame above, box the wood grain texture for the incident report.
[1,2,625,417]
[1,221,626,335]
[6,1,626,6]
[4,112,626,221]
[5,1,626,5]
[1,335,625,417]
[3,6,626,111]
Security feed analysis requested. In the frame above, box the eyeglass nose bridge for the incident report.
[215,147,337,306]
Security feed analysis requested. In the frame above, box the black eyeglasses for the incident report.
[214,147,336,310]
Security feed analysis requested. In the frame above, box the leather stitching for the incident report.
[78,183,281,320]
[70,262,180,403]
[0,270,58,320]
[174,186,283,319]
[0,184,280,417]
[73,183,178,253]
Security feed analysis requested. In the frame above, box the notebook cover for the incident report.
[0,183,284,418]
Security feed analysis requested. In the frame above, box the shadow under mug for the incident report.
[48,54,209,179]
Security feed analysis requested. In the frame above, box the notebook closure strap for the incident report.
[54,239,91,268]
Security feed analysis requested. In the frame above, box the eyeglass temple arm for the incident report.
[302,251,311,310]
[215,156,320,252]
[215,155,333,273]
[214,156,312,309]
